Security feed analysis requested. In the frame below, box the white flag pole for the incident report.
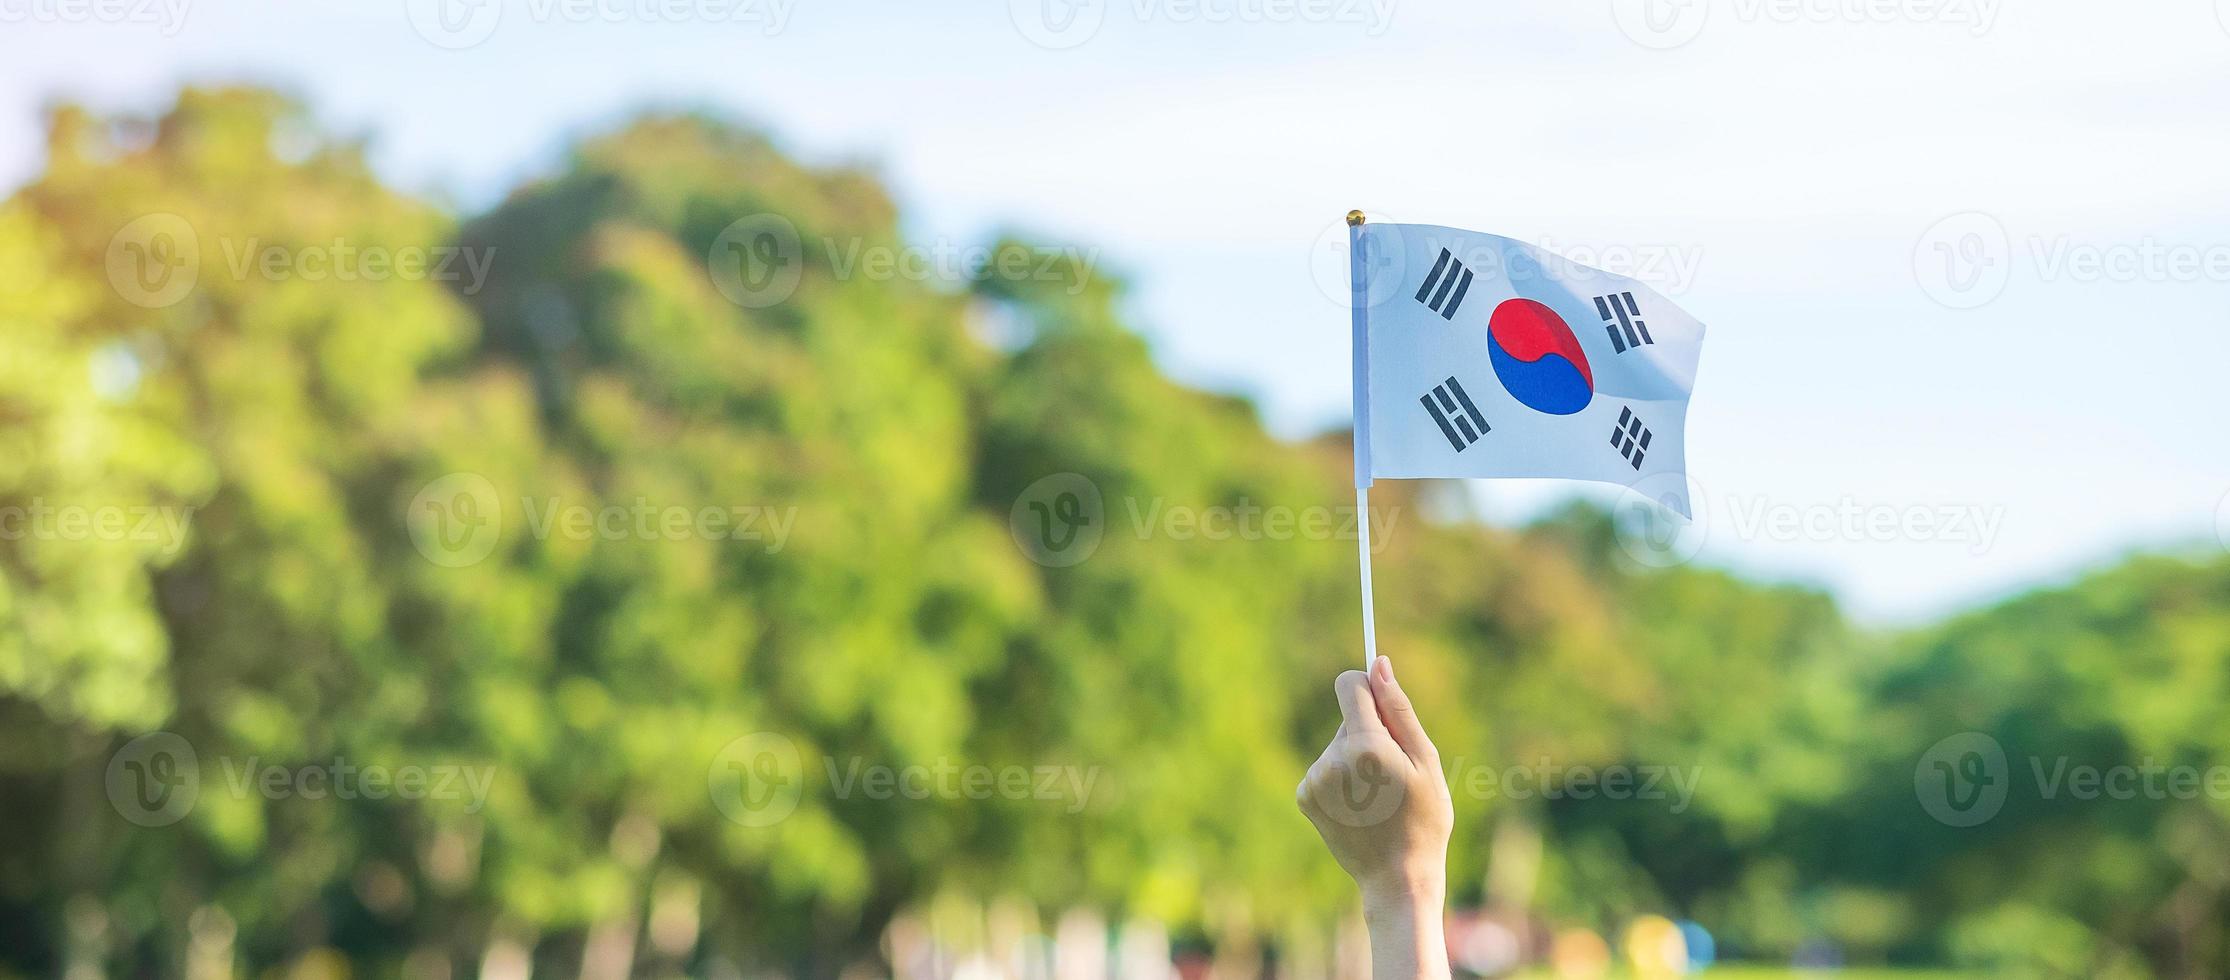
[1348,210,1379,670]
[1355,484,1378,670]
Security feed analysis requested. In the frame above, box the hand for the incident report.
[1297,655,1454,980]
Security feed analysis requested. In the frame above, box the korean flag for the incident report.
[1348,218,1706,517]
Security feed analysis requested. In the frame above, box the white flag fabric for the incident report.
[1351,221,1705,517]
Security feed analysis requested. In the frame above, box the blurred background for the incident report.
[4,2,2230,978]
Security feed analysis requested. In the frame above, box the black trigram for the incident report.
[1595,291,1653,352]
[1414,248,1476,320]
[1611,406,1653,469]
[1421,377,1490,451]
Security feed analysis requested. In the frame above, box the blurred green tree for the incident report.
[3,85,2227,980]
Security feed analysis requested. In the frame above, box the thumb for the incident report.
[1335,670,1387,738]
[1370,656,1435,762]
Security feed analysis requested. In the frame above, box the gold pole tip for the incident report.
[1345,210,1366,226]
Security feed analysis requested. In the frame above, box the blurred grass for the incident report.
[1514,969,1985,980]
[1701,969,1984,979]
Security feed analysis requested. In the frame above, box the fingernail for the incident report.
[1373,656,1393,682]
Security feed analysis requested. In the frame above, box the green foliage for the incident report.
[3,87,2228,979]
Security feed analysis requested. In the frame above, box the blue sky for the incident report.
[6,1,2229,621]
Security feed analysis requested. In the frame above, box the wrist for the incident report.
[1358,863,1447,914]
[1360,883,1443,925]
[1359,871,1449,980]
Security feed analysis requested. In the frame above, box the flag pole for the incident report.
[1348,209,1379,671]
[1355,484,1378,671]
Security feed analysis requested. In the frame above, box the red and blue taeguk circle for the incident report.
[1487,299,1594,415]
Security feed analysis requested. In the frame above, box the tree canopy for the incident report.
[2,87,2226,979]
